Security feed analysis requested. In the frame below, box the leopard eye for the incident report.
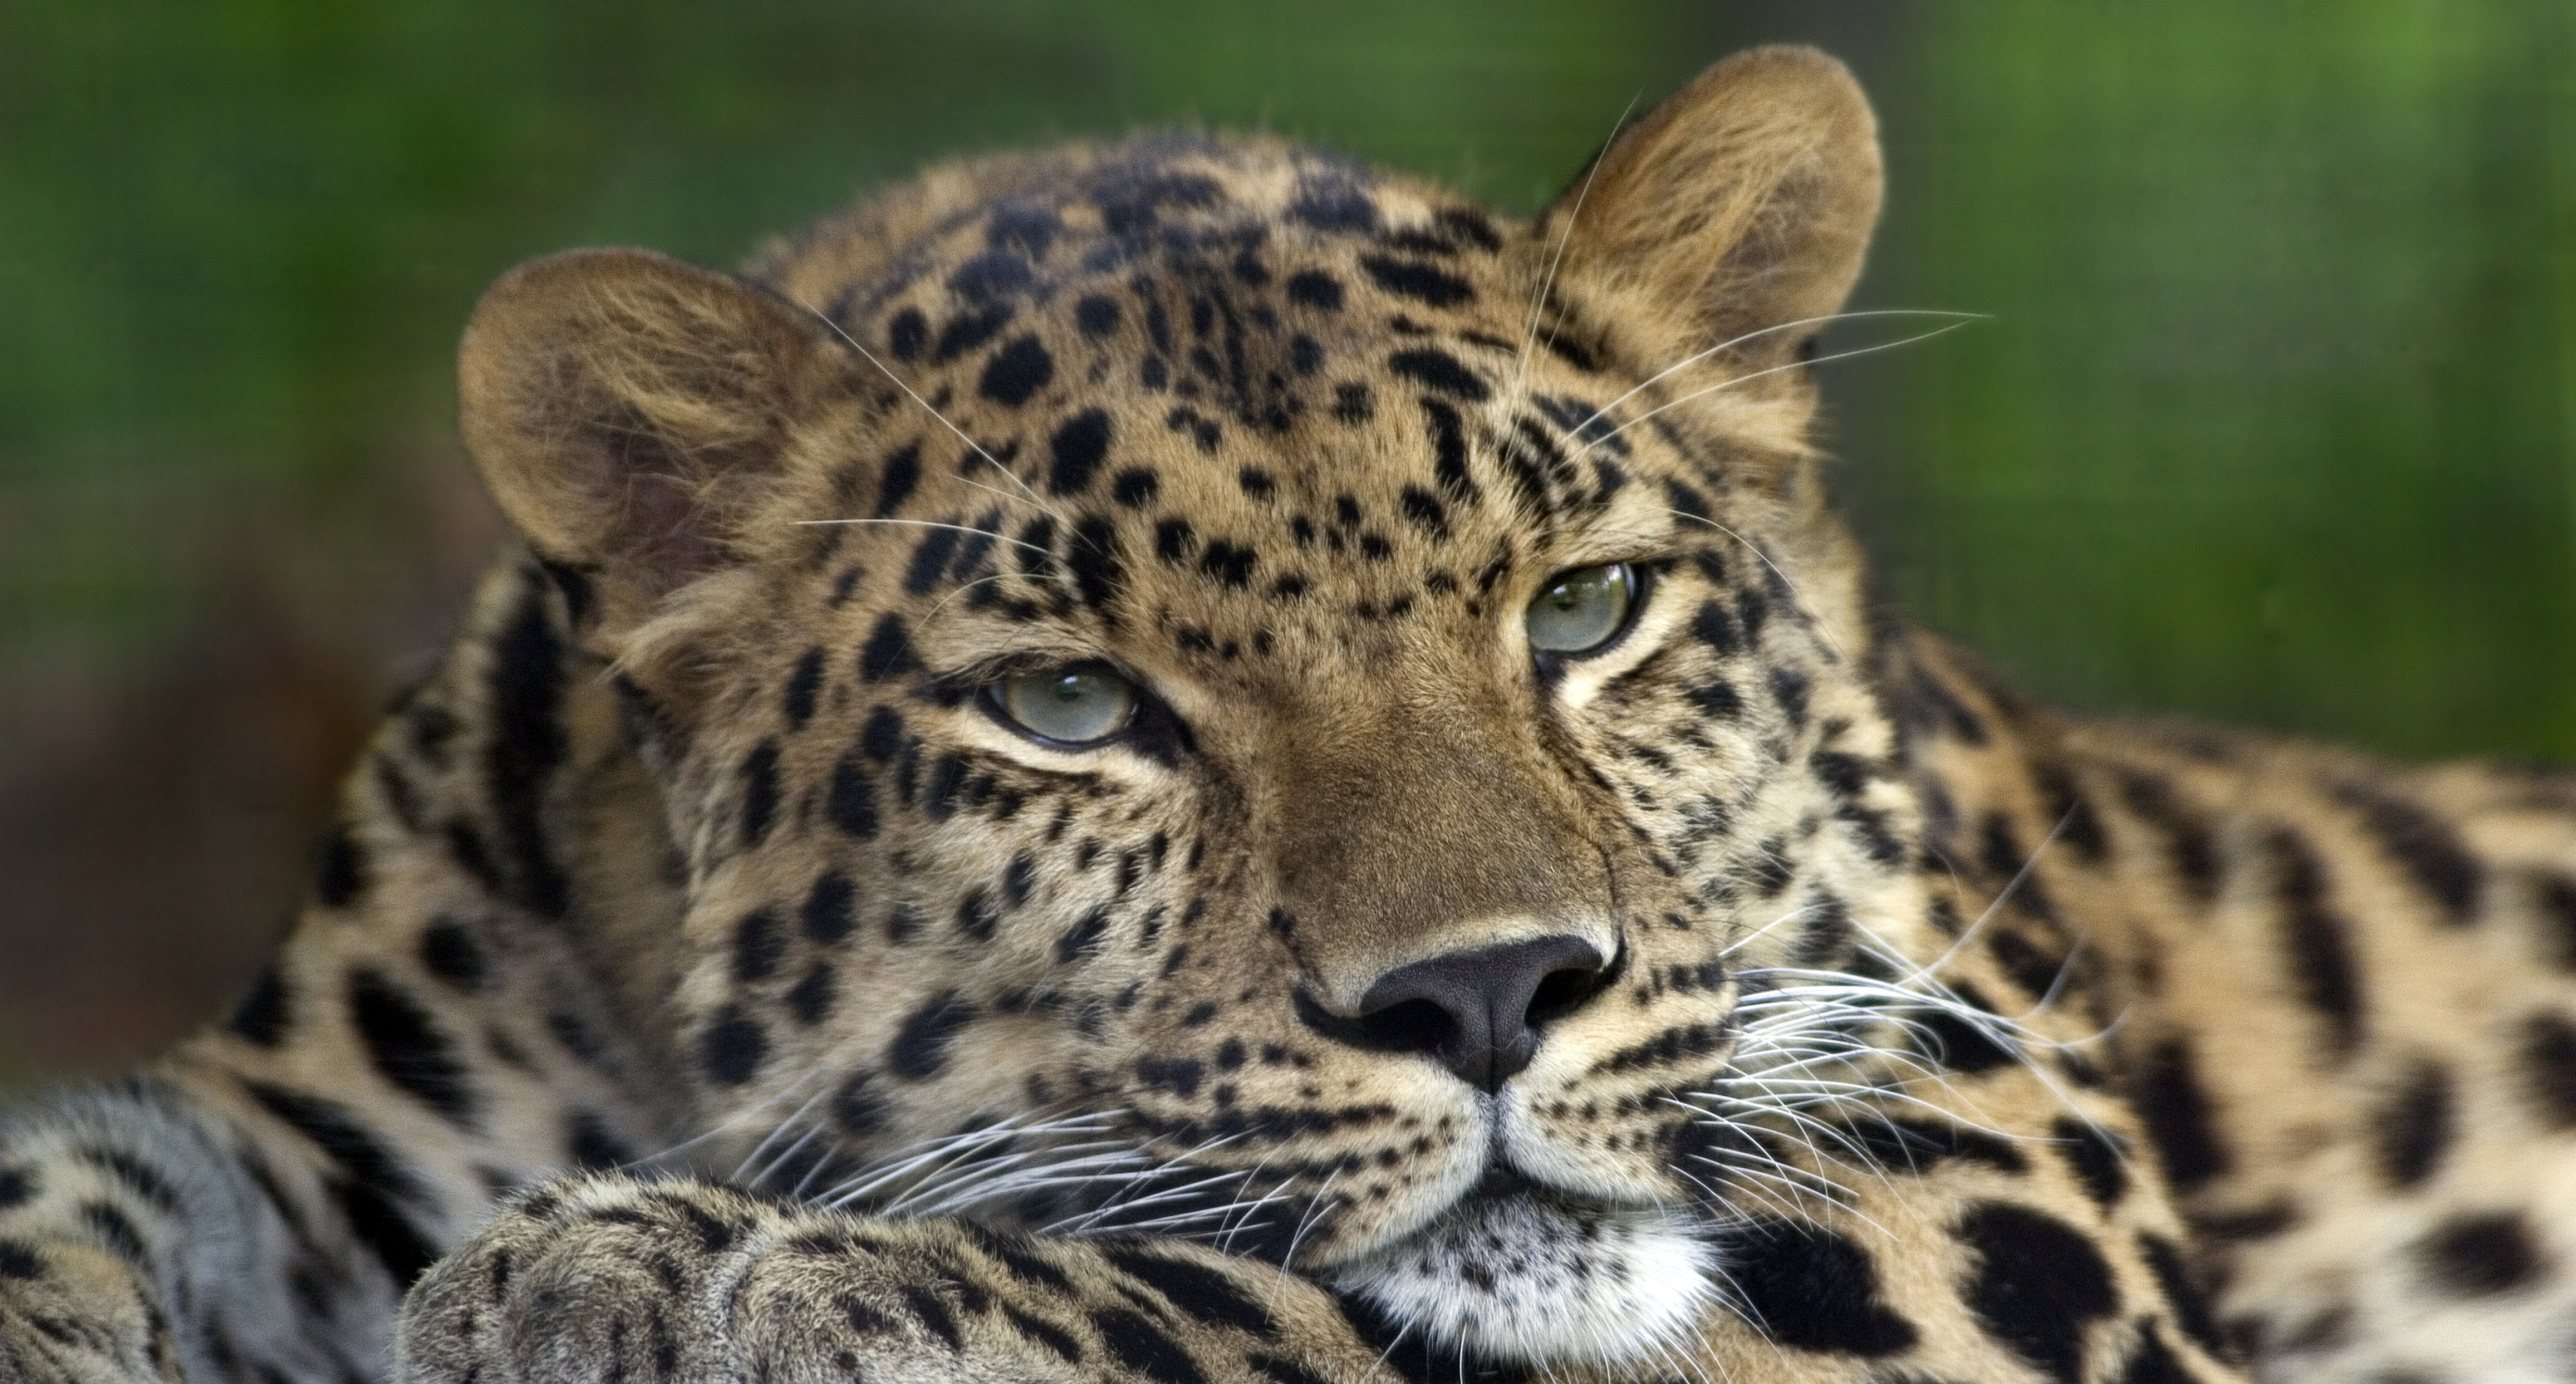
[1525,562,1638,656]
[991,666,1138,746]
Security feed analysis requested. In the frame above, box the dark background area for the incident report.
[3,0,2570,1078]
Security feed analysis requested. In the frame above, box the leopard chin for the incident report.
[1324,1171,1716,1368]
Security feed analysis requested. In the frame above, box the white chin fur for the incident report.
[1326,1190,1714,1368]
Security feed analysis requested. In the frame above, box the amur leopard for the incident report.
[3,45,2573,1384]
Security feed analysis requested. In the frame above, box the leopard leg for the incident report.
[397,1172,1383,1384]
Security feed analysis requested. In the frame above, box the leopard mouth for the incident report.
[1324,1167,1716,1368]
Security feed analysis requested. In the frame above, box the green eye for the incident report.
[1525,563,1639,655]
[992,666,1138,746]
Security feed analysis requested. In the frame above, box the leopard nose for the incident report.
[1355,935,1612,1092]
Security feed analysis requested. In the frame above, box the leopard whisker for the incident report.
[1582,317,1980,452]
[791,516,1056,561]
[1569,309,1986,440]
[787,294,1058,517]
[1504,92,1640,423]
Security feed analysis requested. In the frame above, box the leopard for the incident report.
[3,42,2574,1384]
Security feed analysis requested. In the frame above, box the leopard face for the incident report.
[458,50,1907,1369]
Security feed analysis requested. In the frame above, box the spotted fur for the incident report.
[2,45,2571,1384]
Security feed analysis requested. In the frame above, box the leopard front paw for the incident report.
[395,1173,1090,1384]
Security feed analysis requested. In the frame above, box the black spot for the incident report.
[1076,295,1121,336]
[802,870,856,945]
[1056,907,1112,964]
[2336,782,2483,924]
[2414,1211,2544,1297]
[832,1072,888,1137]
[72,1145,180,1214]
[1359,255,1473,307]
[1843,1117,2029,1175]
[1388,349,1487,401]
[933,304,1014,362]
[1725,1220,1918,1355]
[901,523,961,596]
[2136,1232,2225,1358]
[2532,872,2576,969]
[0,1167,31,1210]
[1418,398,1478,505]
[1331,381,1373,422]
[1198,540,1256,588]
[1007,1307,1083,1363]
[1100,1246,1274,1335]
[738,741,782,849]
[696,1007,768,1086]
[415,919,489,995]
[0,1240,37,1279]
[1691,600,1742,655]
[1285,271,1345,311]
[228,965,292,1047]
[1958,1201,2119,1384]
[889,994,973,1080]
[1911,1009,2019,1074]
[875,441,923,516]
[786,967,837,1026]
[2522,1011,2576,1126]
[901,1285,964,1352]
[1135,1055,1205,1099]
[2269,829,2363,1056]
[348,969,477,1129]
[1237,467,1275,499]
[1049,408,1115,496]
[566,1111,633,1170]
[2115,772,2221,906]
[827,753,879,839]
[315,823,368,908]
[1688,676,1744,720]
[2035,763,2108,862]
[978,335,1055,406]
[2371,1059,2453,1188]
[243,1081,438,1285]
[1093,1306,1210,1384]
[780,646,827,730]
[2050,1116,2129,1207]
[2115,1330,2193,1384]
[860,614,917,681]
[80,1201,148,1264]
[861,707,906,763]
[1112,468,1161,507]
[956,889,999,942]
[731,908,785,985]
[1070,516,1123,610]
[2134,1037,2228,1193]
[949,249,1032,303]
[1769,668,1812,728]
[484,582,572,919]
[888,308,928,361]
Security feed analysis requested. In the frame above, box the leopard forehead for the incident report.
[751,133,1793,686]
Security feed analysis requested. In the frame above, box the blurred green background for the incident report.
[1,0,2570,1074]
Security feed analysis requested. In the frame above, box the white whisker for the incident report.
[787,295,1055,515]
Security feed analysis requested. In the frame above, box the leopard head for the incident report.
[459,46,1917,1370]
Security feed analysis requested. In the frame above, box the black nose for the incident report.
[1355,935,1612,1092]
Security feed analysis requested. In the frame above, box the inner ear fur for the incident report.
[1538,46,1882,375]
[458,247,847,643]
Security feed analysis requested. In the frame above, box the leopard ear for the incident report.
[1539,46,1882,375]
[459,247,846,643]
